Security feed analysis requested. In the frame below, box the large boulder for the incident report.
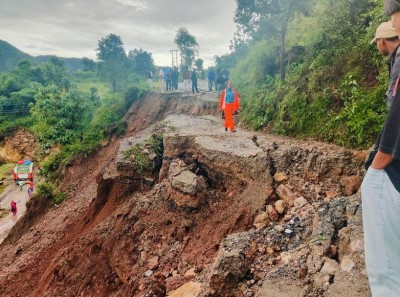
[166,159,207,208]
[210,232,257,295]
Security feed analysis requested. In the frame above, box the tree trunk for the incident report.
[280,25,286,83]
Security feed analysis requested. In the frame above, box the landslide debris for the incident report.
[0,92,370,297]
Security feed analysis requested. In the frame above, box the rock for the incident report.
[167,281,202,297]
[280,252,292,264]
[273,172,288,183]
[340,175,363,196]
[349,240,364,253]
[168,159,187,177]
[253,212,269,229]
[171,170,200,195]
[258,247,266,255]
[166,159,208,208]
[144,178,155,186]
[284,229,293,236]
[274,200,286,214]
[141,251,147,262]
[148,256,159,270]
[145,270,154,277]
[274,225,284,233]
[294,197,308,209]
[276,185,295,206]
[266,247,275,256]
[341,256,355,273]
[184,268,197,277]
[210,232,255,295]
[320,258,339,276]
[266,205,279,221]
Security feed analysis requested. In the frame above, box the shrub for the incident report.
[37,182,67,204]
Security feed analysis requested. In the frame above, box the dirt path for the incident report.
[0,180,31,243]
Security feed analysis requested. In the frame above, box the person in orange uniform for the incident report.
[219,80,240,132]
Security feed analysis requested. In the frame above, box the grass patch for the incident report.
[0,163,14,179]
[122,134,163,174]
[0,115,33,134]
[0,206,10,218]
[36,182,67,204]
[0,184,7,195]
[122,144,151,173]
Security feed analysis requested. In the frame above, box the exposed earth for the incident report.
[0,89,372,297]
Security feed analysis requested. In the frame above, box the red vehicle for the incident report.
[13,160,34,183]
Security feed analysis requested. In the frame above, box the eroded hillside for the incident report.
[0,91,371,297]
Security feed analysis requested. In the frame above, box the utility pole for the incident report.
[170,49,179,68]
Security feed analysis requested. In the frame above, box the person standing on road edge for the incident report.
[171,67,179,90]
[18,180,24,191]
[10,200,17,216]
[208,68,216,91]
[28,181,34,198]
[191,68,199,93]
[182,66,190,92]
[219,80,240,133]
[361,1,400,296]
[159,68,164,91]
[371,20,400,110]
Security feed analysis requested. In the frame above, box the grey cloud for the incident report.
[0,0,236,66]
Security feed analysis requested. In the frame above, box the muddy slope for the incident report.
[0,92,370,297]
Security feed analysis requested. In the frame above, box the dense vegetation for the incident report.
[0,34,152,181]
[217,0,387,148]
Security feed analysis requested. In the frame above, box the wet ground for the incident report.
[0,179,32,243]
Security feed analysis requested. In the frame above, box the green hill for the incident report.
[33,55,85,71]
[0,39,85,72]
[0,39,32,71]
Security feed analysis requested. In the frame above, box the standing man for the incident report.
[172,67,179,90]
[147,70,153,88]
[191,68,199,93]
[371,20,400,109]
[361,1,400,295]
[182,66,191,92]
[208,68,216,91]
[158,68,164,91]
[165,67,172,91]
[219,81,240,132]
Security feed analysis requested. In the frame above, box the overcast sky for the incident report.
[0,0,237,67]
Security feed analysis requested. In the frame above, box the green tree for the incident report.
[194,58,204,71]
[49,56,65,68]
[39,62,71,89]
[234,0,313,81]
[82,57,96,71]
[128,48,155,76]
[174,28,199,68]
[96,33,127,92]
[30,85,93,148]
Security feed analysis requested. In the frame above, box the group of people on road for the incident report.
[156,65,231,96]
[158,67,180,91]
[207,68,229,95]
[8,181,34,216]
[158,66,201,94]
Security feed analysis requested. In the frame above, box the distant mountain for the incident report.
[0,39,86,72]
[33,55,85,71]
[0,40,31,71]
